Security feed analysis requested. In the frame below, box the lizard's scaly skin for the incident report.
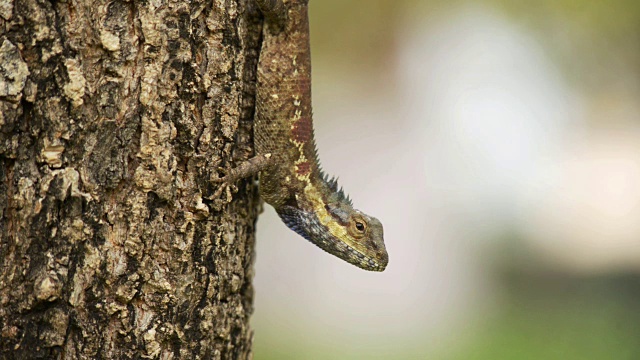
[252,0,388,271]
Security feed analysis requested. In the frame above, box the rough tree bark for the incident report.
[0,0,262,358]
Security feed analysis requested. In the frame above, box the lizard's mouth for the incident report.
[343,243,387,272]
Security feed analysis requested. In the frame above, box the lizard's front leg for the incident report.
[210,153,274,203]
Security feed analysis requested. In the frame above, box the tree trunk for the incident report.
[0,0,261,358]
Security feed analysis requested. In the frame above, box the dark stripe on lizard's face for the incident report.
[324,203,350,227]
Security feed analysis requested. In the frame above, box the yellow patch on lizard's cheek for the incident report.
[302,183,368,253]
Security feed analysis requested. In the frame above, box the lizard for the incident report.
[214,0,388,272]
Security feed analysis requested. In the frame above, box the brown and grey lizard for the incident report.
[215,0,388,271]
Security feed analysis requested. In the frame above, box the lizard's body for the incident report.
[254,0,316,210]
[219,0,388,271]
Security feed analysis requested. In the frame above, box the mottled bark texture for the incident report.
[0,0,262,358]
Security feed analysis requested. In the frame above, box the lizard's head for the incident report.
[277,177,388,271]
[335,208,388,271]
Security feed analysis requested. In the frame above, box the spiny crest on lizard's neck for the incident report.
[278,170,388,271]
[308,138,349,203]
[319,171,351,206]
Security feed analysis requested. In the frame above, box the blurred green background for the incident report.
[252,1,640,359]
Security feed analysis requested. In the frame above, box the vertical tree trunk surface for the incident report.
[0,0,261,358]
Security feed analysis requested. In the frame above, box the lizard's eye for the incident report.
[349,217,367,238]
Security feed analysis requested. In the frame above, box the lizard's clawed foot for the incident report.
[209,166,239,209]
[211,181,238,203]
